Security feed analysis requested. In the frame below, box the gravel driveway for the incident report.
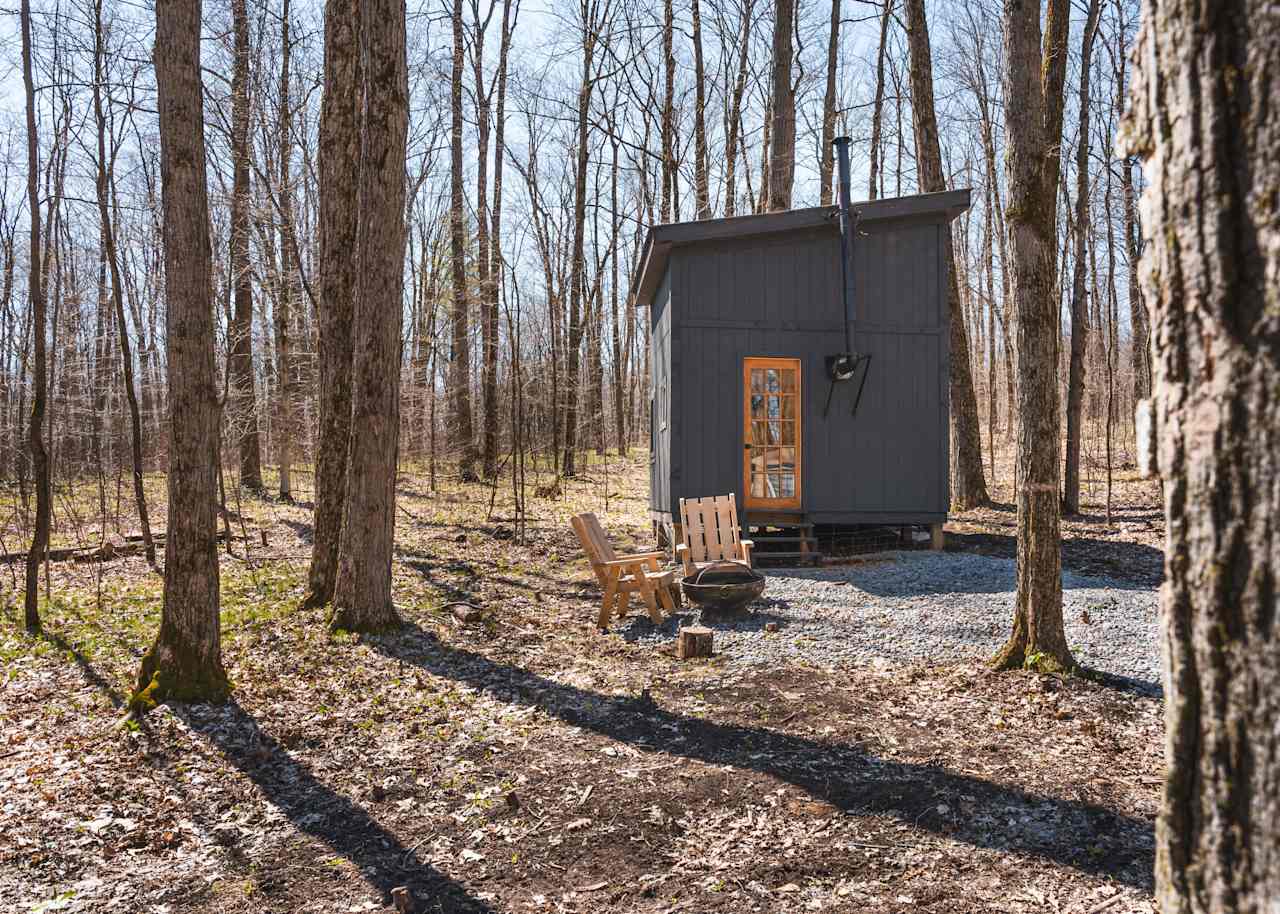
[620,551,1161,693]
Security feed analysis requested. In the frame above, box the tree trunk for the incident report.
[136,0,229,705]
[305,0,361,608]
[275,0,298,502]
[331,0,409,633]
[691,0,710,219]
[489,0,514,462]
[473,2,498,480]
[990,0,1074,674]
[92,0,154,564]
[20,0,49,632]
[767,0,796,211]
[722,0,753,218]
[1062,0,1102,516]
[868,0,894,200]
[1126,1,1280,909]
[660,0,675,223]
[561,18,596,477]
[448,0,477,481]
[1114,5,1149,404]
[903,0,988,509]
[228,0,263,492]
[818,0,840,206]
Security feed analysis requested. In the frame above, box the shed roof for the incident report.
[630,188,971,305]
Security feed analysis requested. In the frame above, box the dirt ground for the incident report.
[0,450,1166,913]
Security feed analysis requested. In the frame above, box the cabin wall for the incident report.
[664,217,950,523]
[649,272,673,514]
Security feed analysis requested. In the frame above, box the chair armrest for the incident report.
[740,540,754,567]
[599,552,665,567]
[675,543,694,576]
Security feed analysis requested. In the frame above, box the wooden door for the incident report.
[743,357,801,510]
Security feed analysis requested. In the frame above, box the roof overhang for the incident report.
[630,188,972,306]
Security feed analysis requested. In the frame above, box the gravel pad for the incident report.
[619,551,1160,693]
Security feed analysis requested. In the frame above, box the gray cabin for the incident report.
[633,188,971,554]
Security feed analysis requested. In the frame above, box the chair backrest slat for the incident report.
[680,494,742,564]
[571,513,616,586]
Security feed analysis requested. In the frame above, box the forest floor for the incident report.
[0,447,1166,914]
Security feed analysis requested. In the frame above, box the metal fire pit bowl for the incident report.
[681,561,766,613]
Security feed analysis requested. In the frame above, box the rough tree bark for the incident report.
[1125,1,1280,909]
[561,3,597,477]
[903,0,988,509]
[722,0,753,217]
[990,0,1075,673]
[868,0,894,200]
[448,0,477,481]
[275,0,298,502]
[1113,1,1149,403]
[330,0,409,633]
[305,0,361,608]
[228,0,263,492]
[767,0,796,211]
[660,0,675,223]
[819,0,840,206]
[472,0,498,479]
[691,0,710,218]
[1063,0,1102,516]
[20,0,49,632]
[92,0,154,564]
[134,0,229,705]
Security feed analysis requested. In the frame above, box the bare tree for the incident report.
[722,0,754,217]
[868,0,894,200]
[1062,0,1102,516]
[818,0,840,206]
[767,0,796,211]
[903,0,988,509]
[274,0,298,502]
[305,0,362,609]
[92,0,153,563]
[228,0,264,492]
[20,0,49,633]
[448,0,477,481]
[990,0,1074,673]
[331,0,409,632]
[135,0,229,704]
[1126,0,1280,909]
[691,0,710,219]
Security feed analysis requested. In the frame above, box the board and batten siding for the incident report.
[657,215,950,524]
[649,272,673,514]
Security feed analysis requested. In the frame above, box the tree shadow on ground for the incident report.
[187,699,496,913]
[946,531,1164,588]
[40,630,126,709]
[369,624,1155,892]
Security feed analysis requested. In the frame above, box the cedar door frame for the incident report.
[742,357,802,510]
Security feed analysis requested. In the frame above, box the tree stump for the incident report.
[676,625,713,660]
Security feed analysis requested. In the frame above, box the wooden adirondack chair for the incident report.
[677,494,754,576]
[571,512,680,630]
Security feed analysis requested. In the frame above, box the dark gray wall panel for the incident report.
[653,210,952,523]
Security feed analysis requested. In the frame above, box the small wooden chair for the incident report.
[677,494,754,577]
[571,512,681,630]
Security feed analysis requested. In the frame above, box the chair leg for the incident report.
[615,589,631,619]
[639,579,663,624]
[657,581,675,614]
[598,579,617,630]
[669,580,683,608]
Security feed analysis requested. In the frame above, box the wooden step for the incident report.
[750,534,816,545]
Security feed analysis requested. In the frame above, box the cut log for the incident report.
[676,625,713,659]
